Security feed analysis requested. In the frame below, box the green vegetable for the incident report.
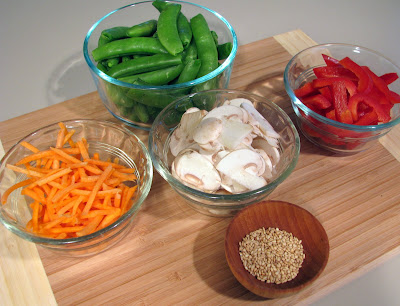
[107,53,182,78]
[96,62,108,73]
[182,38,197,64]
[211,30,218,46]
[126,19,157,37]
[133,102,150,123]
[98,26,129,47]
[92,37,168,62]
[152,0,192,49]
[105,57,120,68]
[126,78,182,108]
[157,4,183,56]
[119,64,184,85]
[190,14,218,78]
[217,42,233,60]
[176,59,201,84]
[190,14,219,91]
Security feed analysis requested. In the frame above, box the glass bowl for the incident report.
[284,43,400,154]
[83,0,237,131]
[149,89,300,217]
[0,119,153,256]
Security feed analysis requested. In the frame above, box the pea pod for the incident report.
[217,42,233,60]
[119,64,184,85]
[126,19,157,37]
[96,62,108,73]
[105,57,120,68]
[190,14,218,78]
[126,78,181,108]
[108,53,182,78]
[211,30,218,46]
[176,59,201,84]
[182,38,197,64]
[152,0,192,49]
[92,37,168,62]
[157,4,183,56]
[133,102,150,123]
[105,83,135,107]
[98,26,129,47]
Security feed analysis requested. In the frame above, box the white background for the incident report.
[1,1,400,304]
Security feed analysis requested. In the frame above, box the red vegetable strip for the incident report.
[362,66,391,97]
[318,87,332,102]
[302,94,331,109]
[313,66,357,81]
[354,111,378,126]
[312,77,357,97]
[348,93,391,123]
[339,57,373,93]
[332,81,353,124]
[294,82,316,98]
[380,72,399,85]
[387,90,400,104]
[322,54,340,67]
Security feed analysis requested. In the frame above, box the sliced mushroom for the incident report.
[218,118,253,150]
[170,108,207,156]
[171,149,221,193]
[252,137,280,165]
[193,117,223,145]
[216,148,266,191]
[241,103,281,140]
[204,105,245,122]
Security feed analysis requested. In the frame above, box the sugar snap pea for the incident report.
[152,1,192,49]
[119,64,184,85]
[176,59,201,84]
[98,26,130,47]
[157,4,183,56]
[96,62,108,73]
[133,102,150,123]
[190,14,218,78]
[105,57,120,68]
[211,30,218,46]
[182,38,197,64]
[217,42,233,60]
[126,19,157,37]
[107,53,182,78]
[92,37,168,62]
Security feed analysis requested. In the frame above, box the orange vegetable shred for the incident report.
[1,122,138,239]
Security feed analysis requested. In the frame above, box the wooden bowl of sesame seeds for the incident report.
[225,200,329,299]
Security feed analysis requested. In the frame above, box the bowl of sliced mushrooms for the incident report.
[149,89,300,217]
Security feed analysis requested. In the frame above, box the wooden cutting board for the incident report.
[1,29,400,305]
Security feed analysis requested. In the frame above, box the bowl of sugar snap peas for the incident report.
[83,0,238,130]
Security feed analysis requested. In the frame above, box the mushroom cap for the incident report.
[171,149,221,193]
[216,148,267,191]
[252,137,281,165]
[193,117,223,145]
[241,103,281,139]
[204,105,245,122]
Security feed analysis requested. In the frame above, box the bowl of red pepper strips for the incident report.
[284,43,400,153]
[83,1,237,131]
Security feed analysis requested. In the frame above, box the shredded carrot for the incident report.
[1,122,139,239]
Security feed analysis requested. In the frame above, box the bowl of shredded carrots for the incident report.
[0,119,153,256]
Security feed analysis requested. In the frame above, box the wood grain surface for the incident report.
[0,29,399,305]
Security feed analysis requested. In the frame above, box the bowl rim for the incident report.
[284,43,400,132]
[83,0,238,90]
[0,119,153,245]
[148,89,300,208]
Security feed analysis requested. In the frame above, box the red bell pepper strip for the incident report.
[348,93,391,122]
[354,110,378,126]
[325,109,337,121]
[313,66,357,81]
[294,82,316,98]
[331,81,353,124]
[302,94,331,110]
[380,72,399,85]
[362,66,391,98]
[322,54,340,67]
[339,57,373,93]
[312,77,357,97]
[318,87,333,102]
[388,90,400,104]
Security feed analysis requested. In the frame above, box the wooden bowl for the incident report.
[225,200,329,299]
